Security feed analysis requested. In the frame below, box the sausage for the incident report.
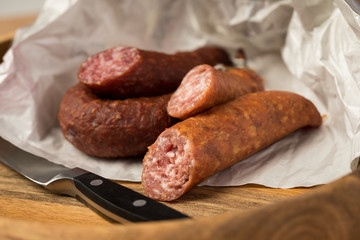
[77,46,232,98]
[142,91,322,201]
[58,83,172,158]
[167,64,265,119]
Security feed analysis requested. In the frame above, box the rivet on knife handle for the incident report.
[71,172,190,223]
[0,138,189,223]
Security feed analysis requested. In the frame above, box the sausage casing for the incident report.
[142,91,322,201]
[78,46,232,98]
[58,83,172,158]
[167,64,265,119]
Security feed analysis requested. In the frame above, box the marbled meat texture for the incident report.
[77,46,232,98]
[142,91,322,201]
[167,64,265,119]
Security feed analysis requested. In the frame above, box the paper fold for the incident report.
[0,0,359,186]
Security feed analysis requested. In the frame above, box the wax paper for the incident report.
[0,0,359,187]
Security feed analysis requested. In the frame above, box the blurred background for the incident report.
[0,0,45,37]
[0,0,45,18]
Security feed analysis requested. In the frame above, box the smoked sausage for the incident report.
[58,83,172,158]
[167,64,265,119]
[142,91,322,201]
[77,46,232,98]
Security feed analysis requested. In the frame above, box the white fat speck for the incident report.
[161,181,171,192]
[158,136,167,146]
[91,121,97,127]
[183,141,190,152]
[166,152,175,158]
[173,158,180,165]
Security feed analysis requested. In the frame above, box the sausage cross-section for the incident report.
[78,46,232,98]
[58,83,172,158]
[167,64,265,119]
[142,91,322,201]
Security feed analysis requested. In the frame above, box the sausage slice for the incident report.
[167,64,265,119]
[78,46,232,98]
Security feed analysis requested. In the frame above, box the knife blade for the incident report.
[0,137,189,223]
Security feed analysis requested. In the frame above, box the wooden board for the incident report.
[0,162,308,225]
[2,15,360,240]
[2,162,360,240]
[0,15,309,226]
[0,14,38,61]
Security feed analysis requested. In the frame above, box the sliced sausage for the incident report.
[58,83,172,158]
[167,64,265,119]
[142,91,322,201]
[77,46,232,98]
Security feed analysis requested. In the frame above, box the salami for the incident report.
[167,64,265,119]
[142,91,322,201]
[77,46,232,98]
[58,83,172,158]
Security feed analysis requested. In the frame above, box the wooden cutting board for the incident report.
[2,162,360,240]
[2,15,360,240]
[0,162,307,224]
[0,14,38,59]
[0,14,309,225]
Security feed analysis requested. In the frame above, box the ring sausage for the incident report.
[142,91,322,201]
[77,46,232,98]
[58,83,172,158]
[167,64,265,119]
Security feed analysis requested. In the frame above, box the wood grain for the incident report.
[1,166,359,240]
[0,15,308,224]
[0,15,38,62]
[1,14,358,240]
[0,162,308,225]
[0,14,37,42]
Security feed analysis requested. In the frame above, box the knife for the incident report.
[0,137,189,223]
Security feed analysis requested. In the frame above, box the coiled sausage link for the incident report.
[58,83,172,158]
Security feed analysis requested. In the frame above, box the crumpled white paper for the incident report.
[0,0,359,187]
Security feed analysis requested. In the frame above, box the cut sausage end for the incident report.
[167,64,213,119]
[142,130,193,201]
[78,46,140,85]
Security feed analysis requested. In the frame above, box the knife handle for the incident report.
[70,172,189,223]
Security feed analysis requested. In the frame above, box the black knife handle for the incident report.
[72,172,189,223]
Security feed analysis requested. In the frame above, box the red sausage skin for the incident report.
[167,64,265,119]
[142,91,322,201]
[78,46,232,98]
[58,83,172,158]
